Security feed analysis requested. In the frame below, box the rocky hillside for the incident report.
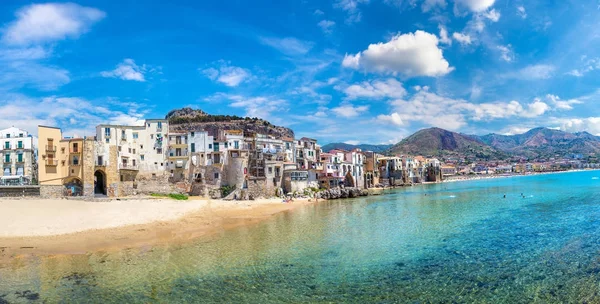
[388,127,507,160]
[167,108,294,139]
[320,143,392,153]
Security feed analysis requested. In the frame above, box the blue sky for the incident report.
[1,0,600,145]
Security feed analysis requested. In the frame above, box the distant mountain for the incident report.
[386,127,600,160]
[321,143,392,153]
[478,127,600,158]
[388,127,507,160]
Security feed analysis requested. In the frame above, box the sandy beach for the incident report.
[0,196,313,256]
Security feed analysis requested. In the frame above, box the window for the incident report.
[224,142,228,148]
[150,134,154,139]
[214,172,219,179]
[140,144,143,149]
[141,155,145,161]
[121,130,126,138]
[191,143,195,153]
[19,133,23,137]
[191,132,195,137]
[286,142,290,149]
[132,159,136,166]
[157,122,162,130]
[208,144,212,149]
[118,146,122,152]
[214,143,219,152]
[133,149,136,154]
[4,142,9,149]
[106,138,109,143]
[72,156,79,165]
[17,153,23,163]
[157,148,162,154]
[4,153,9,163]
[97,156,103,166]
[133,132,138,139]
[268,167,273,174]
[128,148,131,153]
[234,141,239,149]
[5,134,9,138]
[105,128,110,137]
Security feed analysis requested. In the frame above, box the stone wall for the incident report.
[135,174,187,195]
[247,178,269,199]
[82,139,96,197]
[0,186,40,197]
[40,185,64,198]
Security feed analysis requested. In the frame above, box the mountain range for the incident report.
[380,127,600,160]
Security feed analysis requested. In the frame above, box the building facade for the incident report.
[0,127,36,184]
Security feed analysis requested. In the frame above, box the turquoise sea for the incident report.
[3,170,600,303]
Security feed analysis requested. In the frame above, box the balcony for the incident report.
[119,163,139,170]
[70,161,81,166]
[46,145,56,152]
[46,159,58,166]
[169,143,188,148]
[2,145,11,151]
[69,147,81,154]
[16,158,24,164]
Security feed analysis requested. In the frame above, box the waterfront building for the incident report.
[0,127,36,183]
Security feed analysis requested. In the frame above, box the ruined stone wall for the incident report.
[40,185,63,198]
[247,178,269,199]
[117,181,135,197]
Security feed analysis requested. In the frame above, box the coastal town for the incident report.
[1,109,598,199]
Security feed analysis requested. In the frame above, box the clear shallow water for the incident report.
[3,171,600,303]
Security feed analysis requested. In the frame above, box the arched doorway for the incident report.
[94,170,106,195]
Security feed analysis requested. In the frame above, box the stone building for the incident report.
[0,127,37,184]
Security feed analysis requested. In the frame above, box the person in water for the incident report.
[503,194,506,198]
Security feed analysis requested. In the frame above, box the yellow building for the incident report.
[37,126,96,197]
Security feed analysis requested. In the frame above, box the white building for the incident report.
[95,119,169,178]
[0,127,37,181]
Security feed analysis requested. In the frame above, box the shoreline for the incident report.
[0,197,315,257]
[439,168,600,184]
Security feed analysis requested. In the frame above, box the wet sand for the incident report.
[0,196,313,257]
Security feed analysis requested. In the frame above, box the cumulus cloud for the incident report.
[559,117,600,135]
[439,25,452,45]
[331,104,369,117]
[377,112,404,126]
[521,100,550,118]
[422,0,447,12]
[201,61,252,87]
[318,20,336,33]
[205,93,288,120]
[334,0,370,24]
[545,94,582,110]
[566,57,600,77]
[517,6,527,19]
[341,78,407,100]
[342,30,453,77]
[482,9,501,22]
[260,36,314,55]
[452,32,472,45]
[497,45,514,62]
[454,0,496,13]
[2,3,105,45]
[101,59,146,82]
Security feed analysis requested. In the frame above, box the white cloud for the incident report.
[558,117,600,135]
[377,112,404,126]
[318,20,336,33]
[566,57,600,77]
[331,104,369,117]
[260,37,314,55]
[521,100,550,118]
[497,45,513,62]
[314,9,325,15]
[452,32,472,45]
[482,9,500,22]
[205,93,288,120]
[101,59,146,82]
[517,6,527,19]
[334,0,370,24]
[341,78,407,100]
[201,61,252,87]
[545,94,582,110]
[455,0,496,13]
[0,94,148,136]
[0,61,69,91]
[2,3,105,45]
[439,25,452,45]
[422,0,447,12]
[342,30,453,77]
[470,85,482,100]
[567,70,584,77]
[505,64,556,80]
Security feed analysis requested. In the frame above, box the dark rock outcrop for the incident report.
[315,187,369,200]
